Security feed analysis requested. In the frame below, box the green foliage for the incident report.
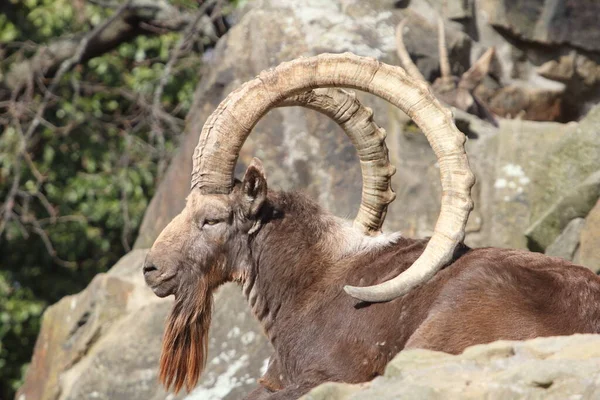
[0,272,43,396]
[0,0,211,397]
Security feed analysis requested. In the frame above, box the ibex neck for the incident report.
[240,255,282,341]
[239,192,332,342]
[239,191,402,344]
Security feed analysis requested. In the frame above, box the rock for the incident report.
[412,0,474,21]
[302,382,363,399]
[525,170,600,252]
[531,104,600,219]
[536,51,600,87]
[576,55,600,88]
[302,335,600,400]
[479,0,600,52]
[537,53,576,82]
[525,104,600,250]
[544,218,585,261]
[537,52,600,121]
[17,250,176,400]
[481,84,563,121]
[473,1,600,121]
[480,119,575,249]
[446,0,473,20]
[579,201,600,273]
[398,10,471,80]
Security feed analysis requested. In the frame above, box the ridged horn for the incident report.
[395,19,427,82]
[438,16,452,79]
[279,88,396,233]
[458,47,495,91]
[191,53,475,302]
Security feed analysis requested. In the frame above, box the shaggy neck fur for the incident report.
[241,191,400,341]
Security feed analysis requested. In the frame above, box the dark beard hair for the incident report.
[159,276,213,393]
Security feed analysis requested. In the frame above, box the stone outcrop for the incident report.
[479,0,600,52]
[525,104,600,253]
[544,218,585,261]
[474,0,600,121]
[303,335,600,400]
[17,250,175,400]
[526,170,600,252]
[579,201,600,273]
[19,0,600,399]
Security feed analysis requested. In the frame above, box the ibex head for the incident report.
[143,158,270,392]
[143,158,267,298]
[143,53,475,392]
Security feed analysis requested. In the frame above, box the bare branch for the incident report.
[5,0,216,94]
[11,211,30,239]
[25,0,133,140]
[1,2,134,241]
[88,0,120,7]
[30,218,77,268]
[120,130,132,252]
[151,2,213,178]
[37,215,87,225]
[0,161,21,240]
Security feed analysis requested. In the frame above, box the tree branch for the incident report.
[151,1,213,178]
[4,0,216,94]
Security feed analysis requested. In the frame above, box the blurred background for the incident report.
[1,0,599,399]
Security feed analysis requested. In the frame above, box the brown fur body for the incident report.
[144,165,600,399]
[240,191,600,399]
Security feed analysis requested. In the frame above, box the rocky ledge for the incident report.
[303,334,600,400]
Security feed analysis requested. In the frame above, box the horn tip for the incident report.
[343,285,394,303]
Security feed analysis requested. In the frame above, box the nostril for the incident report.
[143,264,158,274]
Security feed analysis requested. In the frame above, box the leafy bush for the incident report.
[0,0,216,396]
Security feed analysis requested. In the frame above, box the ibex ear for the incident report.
[241,158,268,217]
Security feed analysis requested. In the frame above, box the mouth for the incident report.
[147,274,177,298]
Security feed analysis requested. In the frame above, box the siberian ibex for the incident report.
[396,16,497,124]
[143,53,600,399]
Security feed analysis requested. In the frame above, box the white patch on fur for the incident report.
[260,358,270,376]
[323,217,401,260]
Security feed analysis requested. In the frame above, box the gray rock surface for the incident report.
[17,250,175,400]
[479,118,575,249]
[544,218,585,261]
[526,170,600,252]
[479,0,600,52]
[579,201,600,273]
[303,335,600,400]
[473,0,600,120]
[529,105,600,225]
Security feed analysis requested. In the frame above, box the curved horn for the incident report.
[192,53,475,302]
[437,16,452,79]
[395,19,427,82]
[279,88,396,233]
[458,47,495,91]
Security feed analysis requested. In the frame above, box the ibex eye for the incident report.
[204,219,220,226]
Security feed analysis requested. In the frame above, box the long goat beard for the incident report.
[159,277,213,393]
